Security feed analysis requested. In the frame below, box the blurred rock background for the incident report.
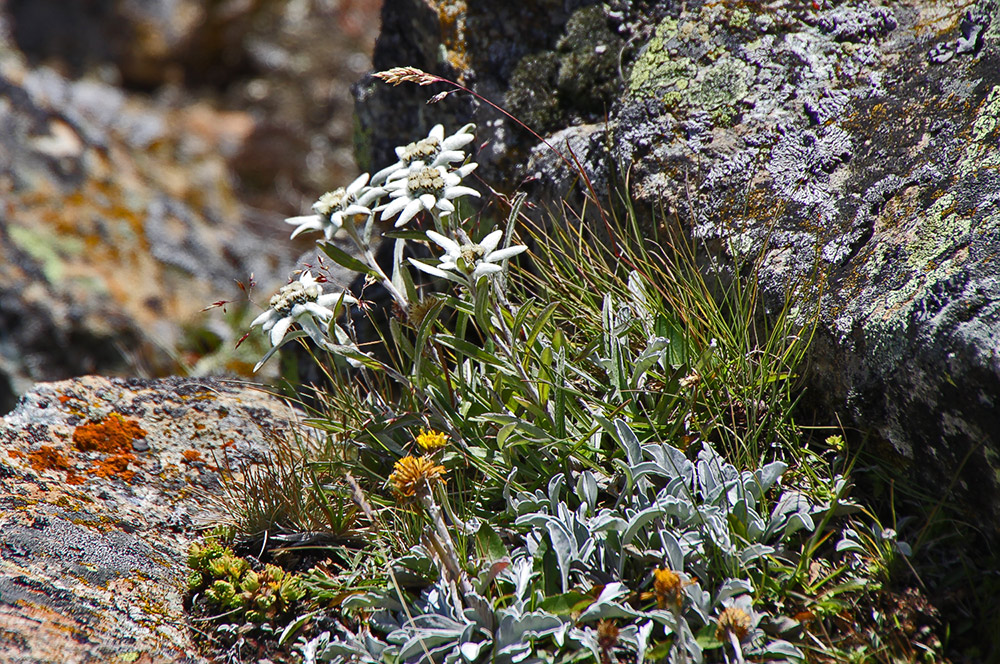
[0,0,383,412]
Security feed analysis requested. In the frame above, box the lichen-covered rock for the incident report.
[356,1,1000,527]
[0,375,299,664]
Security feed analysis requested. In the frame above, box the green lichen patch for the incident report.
[627,15,753,125]
[959,85,1000,176]
[7,224,86,284]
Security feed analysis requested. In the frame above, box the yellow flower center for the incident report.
[407,167,446,197]
[401,137,441,163]
[313,187,349,218]
[269,280,320,314]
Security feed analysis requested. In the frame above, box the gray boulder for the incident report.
[0,375,298,663]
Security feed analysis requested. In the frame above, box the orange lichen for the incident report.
[71,413,147,482]
[181,449,217,472]
[7,449,24,459]
[73,413,147,454]
[89,453,138,482]
[182,450,204,463]
[26,445,84,485]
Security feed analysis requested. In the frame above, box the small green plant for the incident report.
[188,540,308,626]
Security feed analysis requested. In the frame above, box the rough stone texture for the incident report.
[0,1,381,412]
[356,1,1000,526]
[0,375,299,664]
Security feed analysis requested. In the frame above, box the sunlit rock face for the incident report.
[357,0,1000,526]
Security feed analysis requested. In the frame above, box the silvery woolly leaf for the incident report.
[460,640,484,662]
[835,530,865,554]
[545,520,576,592]
[643,442,695,483]
[577,583,637,621]
[739,543,775,564]
[397,628,465,660]
[759,638,806,661]
[715,580,753,605]
[631,461,678,485]
[783,511,816,538]
[589,510,628,533]
[660,529,685,570]
[622,504,667,547]
[577,471,598,514]
[548,474,565,512]
[635,620,655,664]
[614,419,643,467]
[751,461,787,498]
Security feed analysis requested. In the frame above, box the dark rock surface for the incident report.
[357,1,1000,526]
[0,375,299,664]
[0,1,381,411]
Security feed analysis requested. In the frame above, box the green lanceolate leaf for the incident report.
[320,241,377,276]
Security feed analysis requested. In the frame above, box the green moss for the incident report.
[555,6,621,114]
[506,5,623,134]
[506,52,562,133]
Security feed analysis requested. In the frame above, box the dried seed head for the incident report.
[716,607,753,643]
[373,67,439,86]
[596,619,619,650]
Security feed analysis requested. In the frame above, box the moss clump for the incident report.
[506,5,624,135]
[506,52,562,133]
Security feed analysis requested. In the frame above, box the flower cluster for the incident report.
[249,271,359,371]
[247,122,527,371]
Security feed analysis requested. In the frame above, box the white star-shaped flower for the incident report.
[285,173,383,241]
[377,163,479,228]
[250,271,358,371]
[410,229,527,281]
[371,123,476,185]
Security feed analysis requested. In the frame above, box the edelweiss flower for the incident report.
[410,229,527,280]
[250,271,357,371]
[377,163,479,227]
[285,173,383,241]
[371,123,475,185]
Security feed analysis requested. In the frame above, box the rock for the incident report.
[355,1,1000,527]
[0,1,381,410]
[0,375,299,664]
